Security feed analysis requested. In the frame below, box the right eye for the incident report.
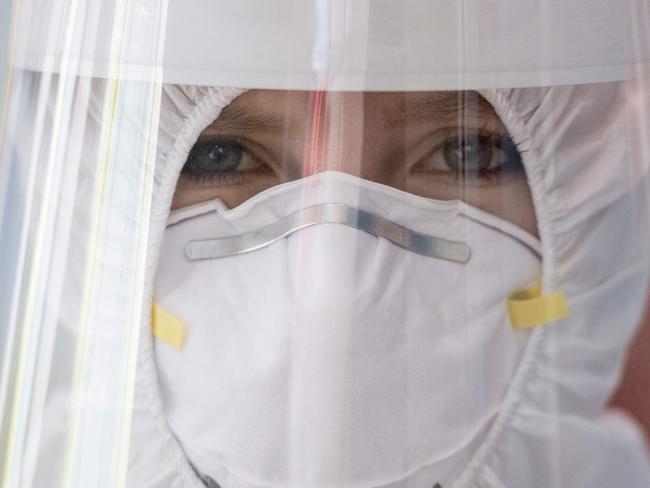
[182,138,266,182]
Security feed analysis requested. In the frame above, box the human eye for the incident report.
[411,128,524,183]
[181,137,274,185]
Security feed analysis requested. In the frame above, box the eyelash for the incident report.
[415,126,524,183]
[181,136,272,185]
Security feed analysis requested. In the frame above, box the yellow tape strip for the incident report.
[151,303,187,349]
[508,285,569,329]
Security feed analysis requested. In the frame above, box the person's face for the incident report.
[172,90,537,236]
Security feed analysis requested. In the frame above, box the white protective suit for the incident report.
[1,1,650,488]
[124,81,650,488]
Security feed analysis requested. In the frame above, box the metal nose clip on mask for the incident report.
[153,171,542,488]
[184,203,471,263]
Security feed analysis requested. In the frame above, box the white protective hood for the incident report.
[122,81,650,487]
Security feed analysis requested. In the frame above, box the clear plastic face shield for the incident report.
[1,1,650,488]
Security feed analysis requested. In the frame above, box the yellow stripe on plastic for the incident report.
[151,303,187,349]
[508,285,569,329]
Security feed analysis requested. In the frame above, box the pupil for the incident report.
[206,143,242,172]
[444,136,492,173]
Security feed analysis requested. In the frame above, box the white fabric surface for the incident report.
[123,81,650,487]
[154,172,541,487]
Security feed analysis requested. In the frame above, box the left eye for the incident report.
[182,139,262,180]
[413,130,523,178]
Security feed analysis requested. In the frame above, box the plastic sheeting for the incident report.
[0,2,649,488]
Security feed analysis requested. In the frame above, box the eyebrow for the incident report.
[382,91,497,129]
[208,105,290,132]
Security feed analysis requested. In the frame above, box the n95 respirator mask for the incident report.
[153,171,541,488]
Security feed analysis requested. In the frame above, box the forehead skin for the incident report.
[173,90,538,236]
[212,91,497,131]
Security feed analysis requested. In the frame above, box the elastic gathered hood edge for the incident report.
[129,86,246,488]
[452,85,650,487]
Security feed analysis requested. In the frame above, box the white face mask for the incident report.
[154,171,541,488]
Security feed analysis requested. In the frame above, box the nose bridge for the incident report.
[304,91,366,177]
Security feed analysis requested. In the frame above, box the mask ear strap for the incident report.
[152,303,187,349]
[508,284,569,328]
